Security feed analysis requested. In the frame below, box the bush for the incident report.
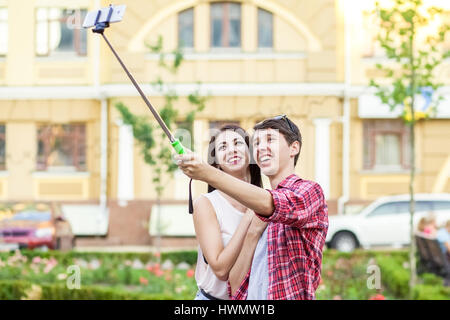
[0,279,189,300]
[374,252,450,300]
[374,253,410,298]
[161,250,197,265]
[413,284,450,300]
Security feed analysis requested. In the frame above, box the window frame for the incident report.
[0,124,5,170]
[210,2,242,49]
[36,123,87,172]
[363,119,410,171]
[35,7,87,58]
[177,7,194,49]
[257,7,273,49]
[0,7,8,57]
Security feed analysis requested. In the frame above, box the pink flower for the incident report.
[154,252,161,258]
[186,269,195,278]
[43,264,54,274]
[139,277,148,285]
[32,256,41,264]
[369,294,386,300]
[155,269,164,277]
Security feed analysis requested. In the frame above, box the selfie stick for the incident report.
[91,5,185,155]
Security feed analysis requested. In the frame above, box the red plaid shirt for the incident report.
[228,174,328,300]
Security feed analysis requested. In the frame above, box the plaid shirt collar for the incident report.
[275,173,299,189]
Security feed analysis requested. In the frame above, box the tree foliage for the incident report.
[369,0,450,123]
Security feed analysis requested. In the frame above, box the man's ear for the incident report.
[290,141,300,159]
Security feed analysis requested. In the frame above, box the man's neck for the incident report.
[268,165,295,189]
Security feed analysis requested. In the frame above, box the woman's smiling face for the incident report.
[214,130,250,174]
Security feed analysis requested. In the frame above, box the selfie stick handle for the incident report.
[92,6,185,155]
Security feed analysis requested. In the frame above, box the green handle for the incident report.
[171,139,185,154]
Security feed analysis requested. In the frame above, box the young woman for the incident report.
[192,124,262,300]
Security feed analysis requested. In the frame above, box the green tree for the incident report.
[369,0,450,297]
[115,36,207,254]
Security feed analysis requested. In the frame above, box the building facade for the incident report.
[0,0,449,246]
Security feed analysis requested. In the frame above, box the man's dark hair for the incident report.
[253,116,302,166]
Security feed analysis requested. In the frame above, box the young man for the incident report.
[175,115,329,300]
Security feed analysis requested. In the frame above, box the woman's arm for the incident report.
[193,195,253,281]
[228,214,268,296]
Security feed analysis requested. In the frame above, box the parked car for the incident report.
[0,202,74,251]
[326,194,450,252]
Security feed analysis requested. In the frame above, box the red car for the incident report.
[0,203,74,251]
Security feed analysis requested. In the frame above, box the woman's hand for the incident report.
[247,211,268,237]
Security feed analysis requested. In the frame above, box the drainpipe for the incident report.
[337,0,351,215]
[94,0,108,226]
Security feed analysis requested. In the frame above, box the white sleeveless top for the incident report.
[195,190,244,300]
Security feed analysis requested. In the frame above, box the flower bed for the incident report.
[0,249,197,300]
[318,249,449,300]
[0,249,448,300]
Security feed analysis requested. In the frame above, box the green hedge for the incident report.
[0,279,188,300]
[374,252,450,300]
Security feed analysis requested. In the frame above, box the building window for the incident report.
[0,125,5,170]
[0,8,7,56]
[258,8,273,48]
[209,120,240,131]
[211,2,241,48]
[363,119,410,171]
[36,8,87,57]
[37,124,86,171]
[178,8,194,48]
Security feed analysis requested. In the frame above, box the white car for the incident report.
[326,194,450,252]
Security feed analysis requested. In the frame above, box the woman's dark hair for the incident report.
[207,124,262,193]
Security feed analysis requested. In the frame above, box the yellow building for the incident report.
[0,0,449,246]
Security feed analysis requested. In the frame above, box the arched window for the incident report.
[211,2,241,48]
[178,8,194,48]
[258,8,273,48]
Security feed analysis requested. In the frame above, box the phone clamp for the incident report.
[92,4,114,34]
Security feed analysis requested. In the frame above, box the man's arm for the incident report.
[176,152,274,216]
[228,214,268,297]
[258,182,328,229]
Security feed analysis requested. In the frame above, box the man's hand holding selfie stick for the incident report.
[175,151,275,217]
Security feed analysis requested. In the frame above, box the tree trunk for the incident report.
[408,22,417,298]
[408,121,417,299]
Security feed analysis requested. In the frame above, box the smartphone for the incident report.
[82,5,127,29]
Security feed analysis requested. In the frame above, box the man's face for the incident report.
[252,128,293,176]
